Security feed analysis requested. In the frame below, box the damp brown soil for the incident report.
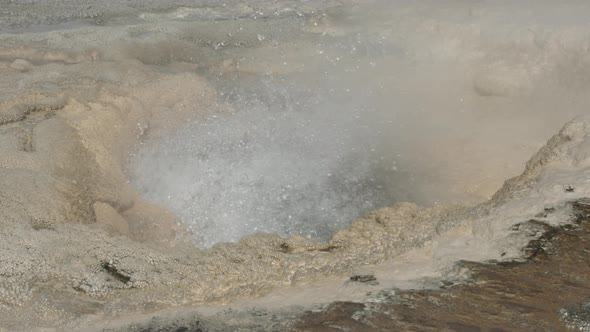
[290,199,590,332]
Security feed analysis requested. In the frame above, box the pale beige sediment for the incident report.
[93,202,129,236]
[0,56,220,253]
[0,40,588,331]
[0,50,459,330]
[1,2,590,330]
[0,47,99,64]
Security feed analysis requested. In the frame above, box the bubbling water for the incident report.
[128,0,590,248]
[131,76,398,247]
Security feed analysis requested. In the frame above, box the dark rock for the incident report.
[349,274,377,284]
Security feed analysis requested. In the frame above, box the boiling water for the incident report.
[2,2,590,330]
[132,75,398,246]
[2,0,588,248]
[125,0,590,247]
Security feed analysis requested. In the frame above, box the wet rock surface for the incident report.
[94,199,590,331]
[291,199,590,332]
